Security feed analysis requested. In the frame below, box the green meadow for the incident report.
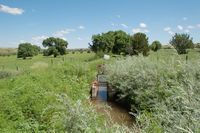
[0,49,200,132]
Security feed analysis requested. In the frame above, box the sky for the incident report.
[0,0,200,48]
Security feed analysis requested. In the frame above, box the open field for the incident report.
[0,49,200,132]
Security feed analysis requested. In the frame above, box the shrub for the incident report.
[0,71,12,79]
[106,56,200,132]
[130,33,149,56]
[170,33,194,54]
[17,43,34,59]
[150,41,162,52]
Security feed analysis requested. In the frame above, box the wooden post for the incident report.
[186,54,188,64]
[51,59,53,65]
[16,66,19,71]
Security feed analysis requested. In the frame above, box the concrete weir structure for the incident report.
[91,74,115,101]
[91,74,107,100]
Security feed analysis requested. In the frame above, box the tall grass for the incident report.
[0,53,134,132]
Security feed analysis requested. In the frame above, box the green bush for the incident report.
[150,41,162,52]
[170,33,194,54]
[106,56,200,132]
[0,71,12,79]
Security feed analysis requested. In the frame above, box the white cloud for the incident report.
[177,25,183,30]
[164,27,171,31]
[61,37,67,41]
[77,37,83,41]
[53,29,75,37]
[183,17,188,21]
[187,25,194,29]
[132,28,141,33]
[132,28,149,33]
[32,35,48,41]
[197,24,200,28]
[168,30,175,35]
[143,29,149,33]
[0,4,24,15]
[19,40,26,43]
[184,29,190,33]
[111,22,119,27]
[116,15,121,18]
[164,27,174,35]
[140,23,147,28]
[121,24,128,28]
[32,35,48,44]
[111,22,115,26]
[78,25,85,30]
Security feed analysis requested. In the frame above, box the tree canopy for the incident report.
[89,31,150,56]
[130,33,149,56]
[42,37,68,57]
[150,40,162,52]
[112,31,131,55]
[17,43,40,59]
[170,33,194,54]
[89,30,131,55]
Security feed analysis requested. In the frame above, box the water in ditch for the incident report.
[91,84,134,127]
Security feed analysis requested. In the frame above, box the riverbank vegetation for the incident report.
[106,49,200,132]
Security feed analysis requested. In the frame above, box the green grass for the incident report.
[0,49,199,132]
[0,52,134,132]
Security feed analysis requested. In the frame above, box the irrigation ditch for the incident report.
[90,67,135,127]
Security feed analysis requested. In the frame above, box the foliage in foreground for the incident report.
[0,54,133,132]
[106,56,200,132]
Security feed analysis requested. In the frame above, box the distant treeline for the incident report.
[66,48,91,54]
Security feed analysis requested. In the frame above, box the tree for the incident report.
[32,45,41,55]
[112,30,131,55]
[89,30,131,55]
[130,33,149,56]
[89,31,115,54]
[170,33,194,54]
[42,37,68,57]
[17,43,35,59]
[150,41,162,52]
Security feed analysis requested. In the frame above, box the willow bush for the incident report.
[106,56,200,132]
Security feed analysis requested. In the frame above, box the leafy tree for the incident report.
[170,33,194,54]
[130,33,149,56]
[89,30,131,55]
[150,41,162,52]
[112,30,131,55]
[32,45,41,55]
[17,43,34,59]
[89,32,115,53]
[42,37,68,57]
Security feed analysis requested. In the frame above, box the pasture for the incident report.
[0,49,200,132]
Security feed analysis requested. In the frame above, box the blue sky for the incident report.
[0,0,200,48]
